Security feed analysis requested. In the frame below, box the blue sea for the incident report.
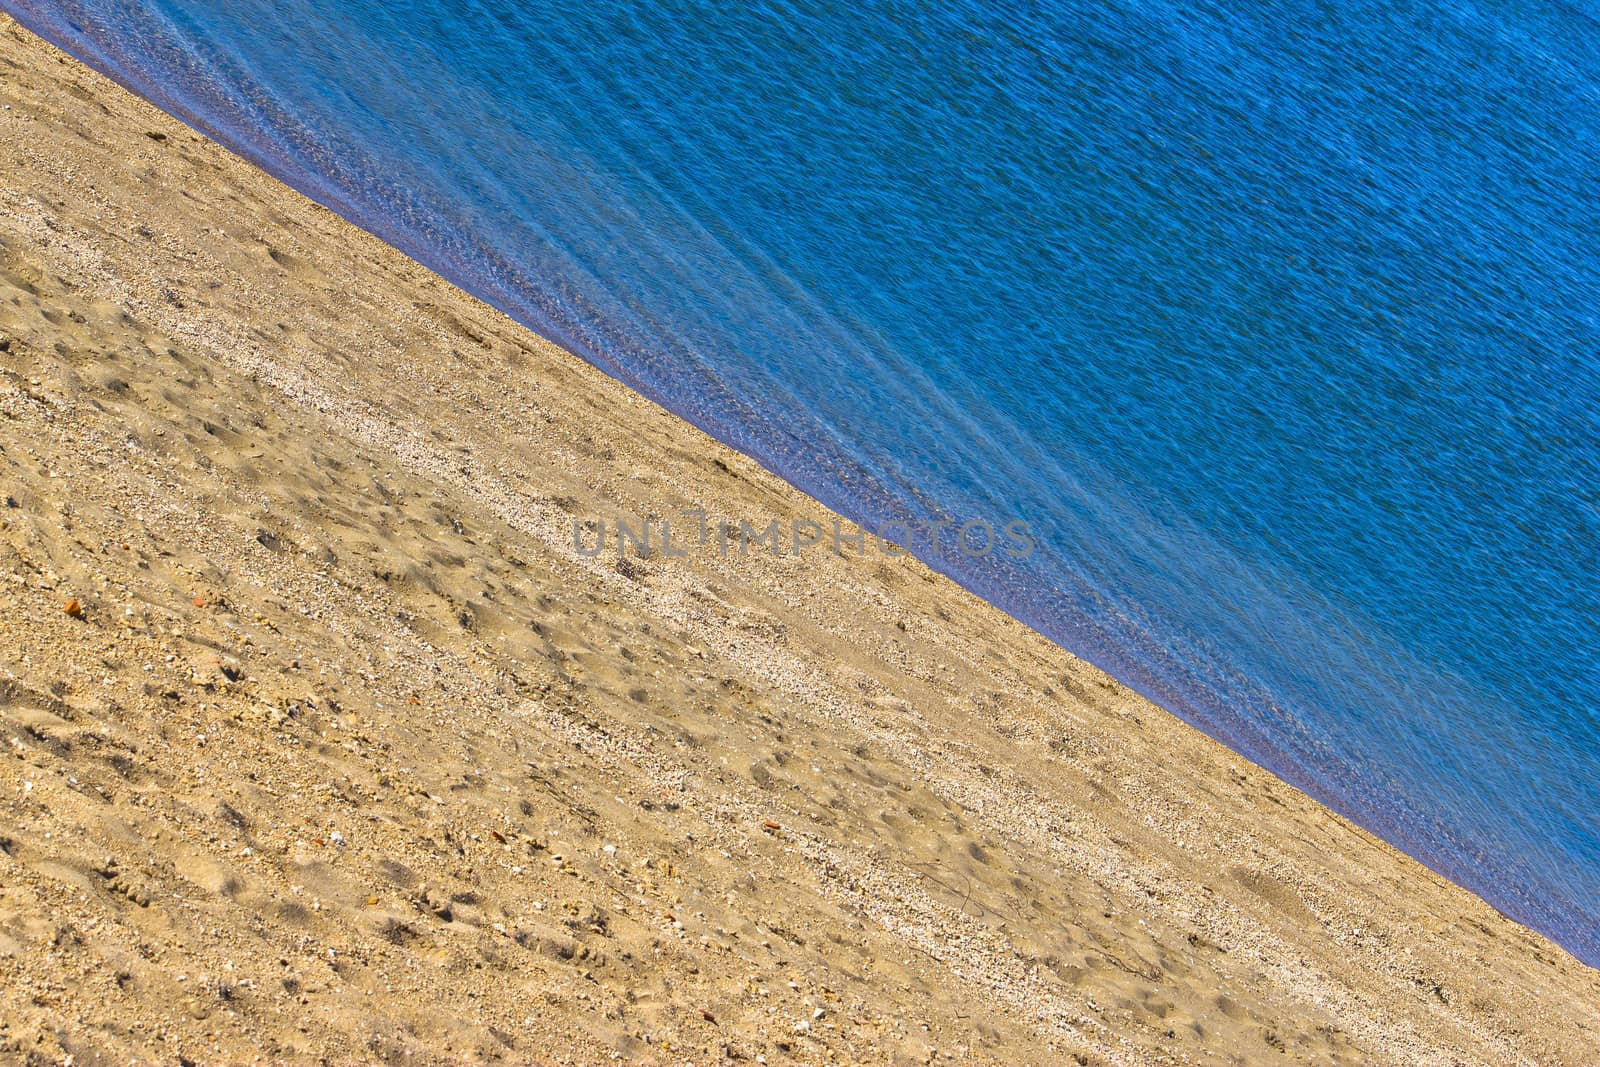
[8,0,1598,964]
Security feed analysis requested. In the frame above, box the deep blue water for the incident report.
[8,0,1598,964]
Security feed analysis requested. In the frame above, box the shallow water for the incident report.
[8,0,1598,963]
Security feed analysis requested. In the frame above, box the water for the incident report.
[7,0,1598,964]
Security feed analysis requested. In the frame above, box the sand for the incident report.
[0,15,1596,1066]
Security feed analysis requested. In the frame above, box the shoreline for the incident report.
[12,0,1593,975]
[1,15,1597,1066]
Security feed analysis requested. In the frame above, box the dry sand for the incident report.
[0,16,1597,1066]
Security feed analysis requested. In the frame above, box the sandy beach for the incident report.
[0,16,1597,1065]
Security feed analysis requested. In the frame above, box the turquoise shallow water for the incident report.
[7,0,1598,963]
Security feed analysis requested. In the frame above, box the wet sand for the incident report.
[0,16,1597,1066]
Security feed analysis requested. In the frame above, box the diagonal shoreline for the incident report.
[0,14,1596,1065]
